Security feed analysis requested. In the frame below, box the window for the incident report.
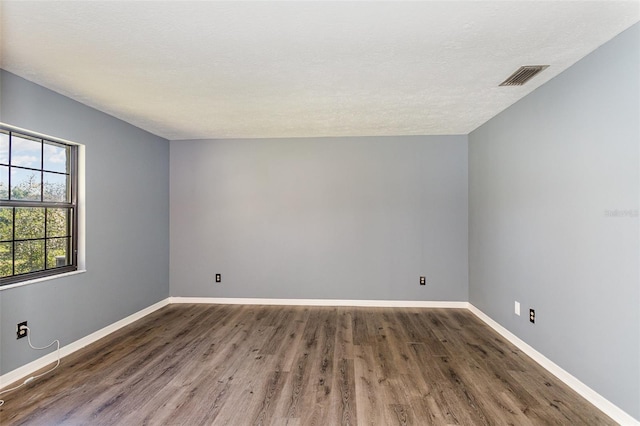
[0,126,78,285]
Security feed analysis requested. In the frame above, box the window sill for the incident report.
[0,269,87,291]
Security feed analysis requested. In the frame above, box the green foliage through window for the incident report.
[0,127,78,285]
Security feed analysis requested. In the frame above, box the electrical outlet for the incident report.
[529,309,535,324]
[215,273,221,283]
[17,321,28,339]
[514,301,520,316]
[419,276,426,285]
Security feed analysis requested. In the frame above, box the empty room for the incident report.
[0,1,638,425]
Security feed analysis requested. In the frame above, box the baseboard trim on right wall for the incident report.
[468,304,639,426]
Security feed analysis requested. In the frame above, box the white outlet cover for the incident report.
[515,301,521,316]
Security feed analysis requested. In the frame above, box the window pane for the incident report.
[14,240,44,274]
[11,135,42,168]
[43,172,69,202]
[0,207,13,241]
[0,242,12,277]
[46,208,69,238]
[43,142,69,173]
[11,168,42,200]
[0,132,9,165]
[47,238,69,269]
[15,207,45,239]
[0,165,8,200]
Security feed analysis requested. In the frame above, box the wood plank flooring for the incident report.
[0,304,615,425]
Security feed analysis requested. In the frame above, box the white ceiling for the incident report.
[1,1,638,141]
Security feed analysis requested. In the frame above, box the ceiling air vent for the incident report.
[499,65,549,86]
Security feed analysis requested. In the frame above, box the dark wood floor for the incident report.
[0,304,614,425]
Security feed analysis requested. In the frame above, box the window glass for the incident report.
[47,238,70,268]
[15,207,45,240]
[0,132,9,165]
[43,172,69,202]
[11,168,42,201]
[46,208,69,238]
[14,240,45,274]
[0,165,9,200]
[11,135,42,169]
[0,242,12,277]
[0,207,13,241]
[43,142,68,173]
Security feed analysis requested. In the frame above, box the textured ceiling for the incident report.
[1,1,638,140]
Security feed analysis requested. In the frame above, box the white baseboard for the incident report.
[0,298,170,390]
[169,297,469,309]
[468,304,639,426]
[2,297,635,425]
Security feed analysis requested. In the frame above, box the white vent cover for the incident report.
[499,65,549,86]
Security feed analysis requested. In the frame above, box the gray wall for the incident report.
[170,136,468,301]
[469,23,639,419]
[0,70,170,374]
